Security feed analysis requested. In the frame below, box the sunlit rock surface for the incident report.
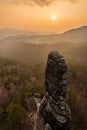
[39,51,71,130]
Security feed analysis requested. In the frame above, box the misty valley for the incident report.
[0,26,87,130]
[0,26,87,65]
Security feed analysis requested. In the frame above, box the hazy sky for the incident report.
[0,0,87,32]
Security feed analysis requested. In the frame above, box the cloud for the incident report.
[13,0,78,6]
[0,0,77,6]
[14,0,54,6]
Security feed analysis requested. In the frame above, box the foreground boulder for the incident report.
[39,51,71,130]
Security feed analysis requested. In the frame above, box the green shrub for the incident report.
[21,85,45,98]
[30,85,45,97]
[74,112,87,130]
[68,90,77,118]
[0,107,7,124]
[7,102,28,130]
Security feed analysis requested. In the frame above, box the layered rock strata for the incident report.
[39,51,71,130]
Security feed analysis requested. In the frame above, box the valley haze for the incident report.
[0,26,87,65]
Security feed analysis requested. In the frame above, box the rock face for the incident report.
[39,51,71,130]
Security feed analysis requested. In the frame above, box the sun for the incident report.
[51,15,57,21]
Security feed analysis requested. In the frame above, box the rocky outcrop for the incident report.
[39,51,71,130]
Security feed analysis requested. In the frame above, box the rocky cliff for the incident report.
[39,51,71,130]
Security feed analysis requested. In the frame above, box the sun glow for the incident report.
[51,15,57,21]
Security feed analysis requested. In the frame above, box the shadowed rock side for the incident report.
[39,51,71,130]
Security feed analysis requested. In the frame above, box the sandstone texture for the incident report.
[39,51,71,130]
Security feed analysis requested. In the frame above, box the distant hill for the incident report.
[0,26,87,65]
[0,26,87,44]
[60,26,87,43]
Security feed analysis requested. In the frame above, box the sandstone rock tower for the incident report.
[39,51,71,130]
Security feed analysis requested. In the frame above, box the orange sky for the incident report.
[0,0,87,32]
